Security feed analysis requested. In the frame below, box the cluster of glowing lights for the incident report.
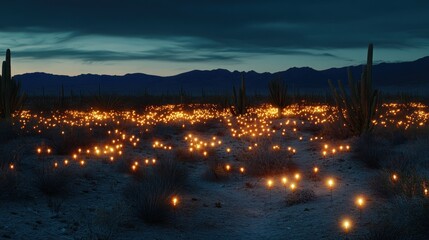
[8,102,429,236]
[184,134,223,156]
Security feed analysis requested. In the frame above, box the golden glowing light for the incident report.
[172,197,178,207]
[313,167,319,173]
[282,177,288,185]
[294,173,300,180]
[342,219,352,233]
[356,196,365,208]
[267,179,273,188]
[327,178,335,188]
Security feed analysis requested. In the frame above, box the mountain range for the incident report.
[14,56,429,96]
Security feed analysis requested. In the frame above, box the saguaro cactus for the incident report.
[269,79,288,118]
[328,44,381,136]
[230,75,247,116]
[0,49,26,119]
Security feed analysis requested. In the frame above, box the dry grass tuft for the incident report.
[123,158,187,224]
[239,140,299,177]
[285,189,316,206]
[35,164,74,197]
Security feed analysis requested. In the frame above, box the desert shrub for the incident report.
[114,153,135,173]
[0,121,19,144]
[375,126,408,146]
[285,189,316,206]
[123,179,175,224]
[402,125,429,141]
[202,153,230,181]
[175,147,199,162]
[154,158,188,189]
[319,108,353,140]
[370,168,427,198]
[363,197,429,240]
[240,141,299,176]
[123,159,187,224]
[43,127,99,155]
[85,204,125,240]
[0,145,23,199]
[0,145,23,170]
[382,153,418,173]
[362,222,410,240]
[0,169,20,199]
[353,134,388,169]
[35,164,73,196]
[92,94,122,110]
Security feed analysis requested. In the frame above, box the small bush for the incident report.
[286,189,316,206]
[0,145,23,170]
[154,158,188,190]
[0,145,23,200]
[0,121,19,144]
[44,127,99,155]
[375,126,408,146]
[36,164,73,196]
[240,141,299,176]
[370,169,427,198]
[353,134,388,169]
[363,197,429,239]
[202,154,230,181]
[86,204,125,240]
[175,147,199,162]
[123,179,175,224]
[123,159,187,224]
[362,222,409,240]
[320,109,352,140]
[0,169,20,199]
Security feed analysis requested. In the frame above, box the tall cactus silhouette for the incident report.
[230,75,247,116]
[0,49,26,119]
[328,44,381,136]
[269,79,288,118]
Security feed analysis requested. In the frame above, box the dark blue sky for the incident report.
[1,0,428,76]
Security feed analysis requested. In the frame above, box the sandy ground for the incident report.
[0,115,387,240]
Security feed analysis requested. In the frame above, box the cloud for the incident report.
[0,1,428,50]
[12,47,238,62]
[0,0,428,70]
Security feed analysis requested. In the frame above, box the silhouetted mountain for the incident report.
[14,56,429,96]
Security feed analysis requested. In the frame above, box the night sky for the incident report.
[1,0,428,76]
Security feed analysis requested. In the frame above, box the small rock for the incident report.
[215,202,222,208]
